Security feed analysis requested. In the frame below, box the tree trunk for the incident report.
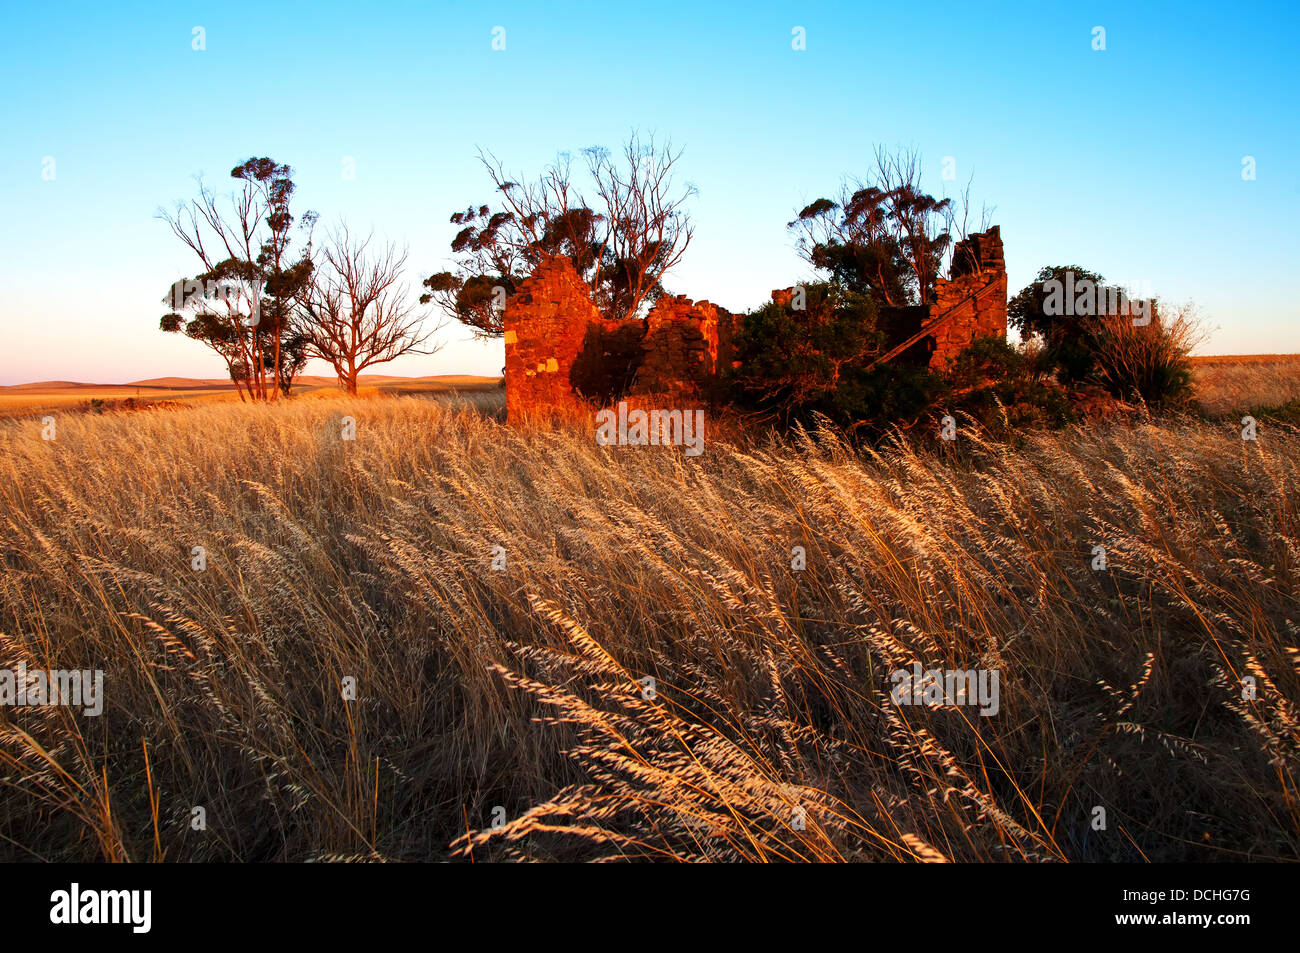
[270,315,282,400]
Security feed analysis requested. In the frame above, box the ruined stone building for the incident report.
[502,226,1009,423]
[867,226,1009,369]
[502,257,737,423]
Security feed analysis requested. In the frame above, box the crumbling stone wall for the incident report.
[501,229,1010,422]
[630,295,725,398]
[503,256,602,423]
[503,256,735,420]
[927,226,1008,367]
[570,318,645,406]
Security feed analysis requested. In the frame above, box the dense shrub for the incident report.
[727,282,953,435]
[1084,309,1199,408]
[730,286,1076,438]
[731,284,877,407]
[943,337,1076,432]
[1010,266,1203,410]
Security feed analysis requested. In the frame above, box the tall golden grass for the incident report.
[0,391,1296,861]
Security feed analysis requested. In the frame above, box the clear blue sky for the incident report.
[2,0,1296,384]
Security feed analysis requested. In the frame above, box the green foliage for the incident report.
[276,329,311,394]
[428,138,692,335]
[944,337,1076,431]
[1011,264,1198,409]
[421,272,517,327]
[790,184,952,308]
[1008,265,1105,339]
[159,157,315,398]
[830,363,945,434]
[230,157,316,336]
[729,283,881,407]
[732,287,1075,439]
[729,282,945,433]
[1008,264,1107,384]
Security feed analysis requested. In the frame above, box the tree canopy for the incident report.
[422,133,696,335]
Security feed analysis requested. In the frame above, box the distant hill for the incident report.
[1,374,501,393]
[2,380,112,391]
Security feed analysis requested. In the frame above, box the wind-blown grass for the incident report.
[0,393,1296,861]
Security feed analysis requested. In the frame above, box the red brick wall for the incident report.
[630,295,724,398]
[502,256,602,424]
[503,258,736,421]
[927,226,1008,367]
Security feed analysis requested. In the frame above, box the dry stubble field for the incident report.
[0,366,1297,862]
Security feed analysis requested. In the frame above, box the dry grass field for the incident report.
[0,366,1297,862]
[0,375,502,420]
[1191,354,1300,417]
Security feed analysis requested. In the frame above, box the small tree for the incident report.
[299,226,440,394]
[1008,265,1111,384]
[788,147,954,307]
[158,157,315,400]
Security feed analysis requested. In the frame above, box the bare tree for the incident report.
[423,132,697,331]
[481,149,600,264]
[160,177,270,397]
[299,226,442,394]
[583,132,696,321]
[940,173,996,275]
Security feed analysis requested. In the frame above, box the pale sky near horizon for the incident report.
[2,1,1297,386]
